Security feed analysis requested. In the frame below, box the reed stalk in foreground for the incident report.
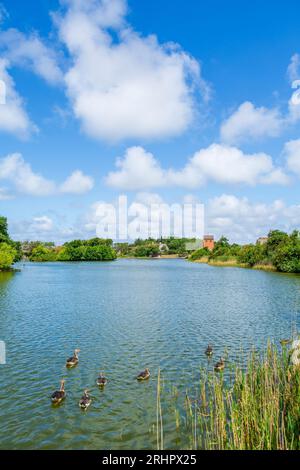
[156,368,164,450]
[157,344,300,450]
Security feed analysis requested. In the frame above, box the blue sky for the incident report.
[0,0,300,243]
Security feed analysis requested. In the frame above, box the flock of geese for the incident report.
[51,345,224,410]
[51,349,151,410]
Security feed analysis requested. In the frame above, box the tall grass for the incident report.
[156,344,300,450]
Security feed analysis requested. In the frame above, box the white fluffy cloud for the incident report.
[0,26,62,138]
[0,59,37,138]
[220,101,283,144]
[0,29,62,85]
[60,170,94,194]
[283,139,300,176]
[56,0,207,141]
[106,146,165,190]
[84,192,300,243]
[0,153,55,196]
[106,144,288,190]
[0,153,93,196]
[169,144,288,187]
[31,216,54,232]
[287,53,300,84]
[207,194,300,243]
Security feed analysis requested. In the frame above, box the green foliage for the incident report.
[161,237,190,254]
[124,237,195,257]
[238,244,266,267]
[27,238,117,262]
[266,230,289,257]
[189,247,209,261]
[0,216,9,243]
[133,242,160,258]
[272,231,300,273]
[60,243,117,261]
[0,243,17,270]
[0,216,21,263]
[29,244,57,262]
[165,344,300,450]
[114,243,129,256]
[189,231,300,273]
[210,236,231,258]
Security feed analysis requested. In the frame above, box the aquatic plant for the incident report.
[156,344,300,450]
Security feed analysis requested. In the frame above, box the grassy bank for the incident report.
[192,256,277,272]
[156,344,300,450]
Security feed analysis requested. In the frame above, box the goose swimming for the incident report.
[51,379,66,405]
[205,345,213,356]
[66,349,80,368]
[136,368,150,381]
[214,358,225,372]
[97,373,108,387]
[79,390,92,410]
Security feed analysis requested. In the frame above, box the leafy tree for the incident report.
[189,247,210,261]
[133,242,159,258]
[114,243,129,256]
[272,231,300,273]
[210,236,231,258]
[30,244,57,262]
[0,216,9,243]
[0,243,17,270]
[266,230,289,257]
[238,244,265,267]
[56,240,117,261]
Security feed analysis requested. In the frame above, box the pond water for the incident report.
[0,259,299,449]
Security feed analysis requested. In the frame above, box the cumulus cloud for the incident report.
[106,146,165,190]
[220,101,283,144]
[169,144,289,187]
[60,170,94,194]
[0,153,93,196]
[283,138,300,176]
[0,59,37,138]
[56,0,207,141]
[84,192,300,244]
[0,153,55,196]
[106,144,288,190]
[31,216,54,232]
[207,194,300,243]
[287,53,300,84]
[0,26,62,138]
[0,29,62,85]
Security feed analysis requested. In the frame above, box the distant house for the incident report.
[203,235,215,251]
[257,236,268,245]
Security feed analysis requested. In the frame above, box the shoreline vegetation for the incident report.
[156,342,300,450]
[188,230,300,274]
[1,214,300,273]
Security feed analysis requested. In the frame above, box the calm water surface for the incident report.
[0,259,299,449]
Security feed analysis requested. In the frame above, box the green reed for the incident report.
[156,343,300,450]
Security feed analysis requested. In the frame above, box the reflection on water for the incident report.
[0,270,15,286]
[0,260,299,449]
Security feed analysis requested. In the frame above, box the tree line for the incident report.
[1,214,299,273]
[189,230,300,273]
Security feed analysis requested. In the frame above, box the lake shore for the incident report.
[157,342,300,450]
[191,256,278,272]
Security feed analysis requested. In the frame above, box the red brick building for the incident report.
[203,235,215,251]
